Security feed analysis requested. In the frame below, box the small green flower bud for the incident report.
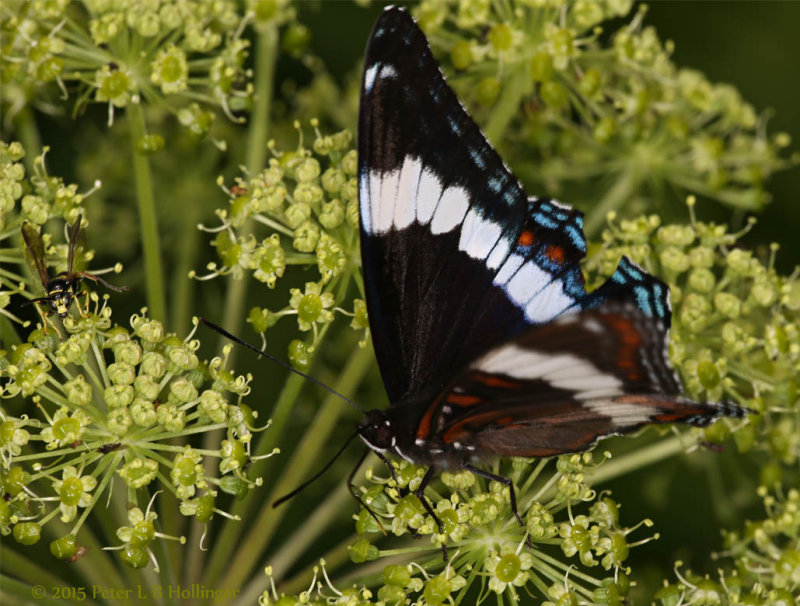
[120,545,149,569]
[594,117,617,144]
[219,474,249,499]
[2,466,29,497]
[476,77,501,107]
[283,202,311,229]
[105,385,134,409]
[292,182,323,205]
[423,574,452,605]
[119,457,158,488]
[50,535,79,560]
[348,538,378,563]
[341,150,358,176]
[108,362,136,385]
[540,81,568,109]
[282,23,311,57]
[489,24,513,51]
[108,407,132,436]
[63,375,93,407]
[292,220,320,253]
[13,522,41,545]
[220,439,248,473]
[377,585,406,606]
[451,41,473,71]
[131,399,158,427]
[714,292,741,318]
[573,0,605,28]
[321,168,345,194]
[751,277,776,307]
[141,351,168,378]
[247,306,279,332]
[680,293,712,331]
[687,268,715,293]
[157,403,186,432]
[133,375,160,401]
[199,390,228,423]
[132,316,165,344]
[658,225,695,247]
[254,234,286,287]
[704,419,731,444]
[319,199,345,229]
[726,249,758,277]
[316,234,346,282]
[659,247,690,273]
[164,340,199,373]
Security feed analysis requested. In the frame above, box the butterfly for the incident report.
[352,6,747,530]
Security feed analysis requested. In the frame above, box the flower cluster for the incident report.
[655,486,800,606]
[0,142,272,567]
[0,141,116,322]
[194,123,368,366]
[265,453,653,605]
[584,201,800,481]
[0,0,257,136]
[0,304,272,567]
[410,0,793,232]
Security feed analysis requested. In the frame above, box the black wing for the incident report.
[66,214,85,275]
[21,221,51,290]
[359,7,590,405]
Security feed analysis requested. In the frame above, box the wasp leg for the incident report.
[33,301,61,338]
[73,291,91,319]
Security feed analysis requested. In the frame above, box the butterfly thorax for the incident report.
[358,404,473,469]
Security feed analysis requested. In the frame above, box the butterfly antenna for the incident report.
[272,430,361,508]
[199,318,366,414]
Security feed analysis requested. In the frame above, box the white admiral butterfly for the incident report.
[352,6,746,529]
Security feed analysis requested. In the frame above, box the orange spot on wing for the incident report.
[471,372,521,389]
[606,315,643,382]
[545,245,565,263]
[446,393,483,407]
[416,400,439,440]
[518,230,534,246]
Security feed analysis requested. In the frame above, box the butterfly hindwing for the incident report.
[427,302,739,457]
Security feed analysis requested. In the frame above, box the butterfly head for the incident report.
[357,409,395,453]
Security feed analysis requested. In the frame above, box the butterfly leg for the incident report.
[348,449,387,534]
[462,464,524,527]
[414,467,450,561]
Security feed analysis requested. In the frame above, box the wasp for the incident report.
[22,215,128,332]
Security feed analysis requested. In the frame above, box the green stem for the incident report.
[127,102,166,322]
[588,434,690,486]
[583,169,641,237]
[12,106,42,173]
[484,67,531,144]
[190,25,280,588]
[203,371,305,585]
[218,345,373,593]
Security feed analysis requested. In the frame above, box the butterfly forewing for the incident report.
[360,8,592,404]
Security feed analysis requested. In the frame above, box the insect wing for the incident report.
[21,221,51,290]
[359,8,588,405]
